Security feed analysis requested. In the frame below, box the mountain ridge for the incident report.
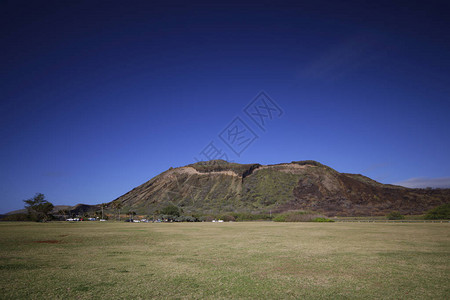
[108,160,450,216]
[5,160,448,217]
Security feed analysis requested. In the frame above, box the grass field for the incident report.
[0,222,448,299]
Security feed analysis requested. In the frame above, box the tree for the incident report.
[160,204,181,217]
[100,203,107,219]
[112,201,123,221]
[24,193,54,222]
[58,209,69,220]
[127,211,136,221]
[424,204,450,220]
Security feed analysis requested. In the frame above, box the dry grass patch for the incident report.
[0,222,448,299]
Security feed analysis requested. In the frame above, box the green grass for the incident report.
[334,215,429,220]
[0,222,449,299]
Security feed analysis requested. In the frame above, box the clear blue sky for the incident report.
[1,0,449,213]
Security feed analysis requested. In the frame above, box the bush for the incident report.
[232,213,272,221]
[185,216,198,222]
[312,217,334,222]
[286,213,323,222]
[273,210,328,222]
[202,215,216,222]
[220,214,236,222]
[174,215,198,222]
[273,215,286,222]
[424,204,450,220]
[387,212,405,220]
[194,213,273,222]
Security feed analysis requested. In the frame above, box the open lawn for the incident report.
[0,222,448,299]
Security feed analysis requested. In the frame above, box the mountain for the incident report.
[108,160,450,217]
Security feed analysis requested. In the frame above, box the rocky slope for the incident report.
[108,160,450,216]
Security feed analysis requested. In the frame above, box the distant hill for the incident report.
[5,160,448,218]
[5,205,73,215]
[107,160,450,216]
[3,204,102,219]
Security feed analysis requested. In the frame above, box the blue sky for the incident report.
[1,0,449,213]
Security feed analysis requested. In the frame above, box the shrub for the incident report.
[286,213,322,222]
[387,211,405,220]
[220,214,236,222]
[203,215,215,222]
[312,217,334,222]
[174,215,198,222]
[273,215,286,222]
[232,213,272,221]
[424,204,450,220]
[273,210,328,222]
[184,216,198,222]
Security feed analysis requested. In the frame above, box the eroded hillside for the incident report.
[108,160,450,216]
